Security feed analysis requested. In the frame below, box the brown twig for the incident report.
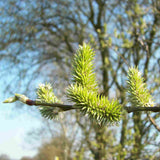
[3,94,160,113]
[147,113,160,132]
[124,106,160,113]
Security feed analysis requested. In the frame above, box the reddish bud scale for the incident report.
[26,99,36,105]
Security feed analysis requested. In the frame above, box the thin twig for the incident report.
[124,106,160,113]
[3,94,160,113]
[147,113,160,132]
[3,94,78,111]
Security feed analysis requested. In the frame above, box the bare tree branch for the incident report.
[147,113,160,132]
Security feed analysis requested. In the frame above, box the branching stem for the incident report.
[124,106,160,113]
[3,94,160,113]
[3,94,78,111]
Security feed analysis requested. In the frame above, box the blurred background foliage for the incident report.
[0,0,160,159]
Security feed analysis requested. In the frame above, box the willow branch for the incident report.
[3,94,78,111]
[3,94,160,113]
[124,106,160,113]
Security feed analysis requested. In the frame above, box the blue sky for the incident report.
[0,94,41,159]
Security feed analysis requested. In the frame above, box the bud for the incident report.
[3,96,18,103]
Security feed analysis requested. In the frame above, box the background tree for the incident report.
[0,154,10,160]
[1,0,160,159]
[20,157,34,160]
[33,135,72,160]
